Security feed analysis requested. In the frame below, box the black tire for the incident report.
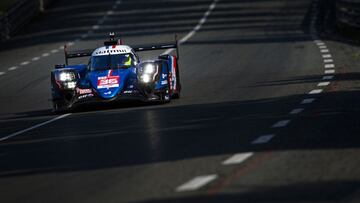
[52,101,72,114]
[171,92,180,99]
[160,87,171,104]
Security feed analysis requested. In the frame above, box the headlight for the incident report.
[137,62,158,83]
[65,81,77,89]
[144,64,155,74]
[59,72,75,81]
[141,74,151,83]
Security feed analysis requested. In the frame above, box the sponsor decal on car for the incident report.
[97,70,120,89]
[76,88,92,94]
[104,91,112,95]
[161,80,168,85]
[171,56,177,91]
[78,93,94,99]
[124,90,133,94]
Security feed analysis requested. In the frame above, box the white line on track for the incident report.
[319,45,327,49]
[20,61,30,66]
[322,54,332,58]
[42,53,50,57]
[272,120,290,128]
[162,0,218,55]
[301,98,315,104]
[176,175,217,192]
[309,89,323,94]
[8,66,17,71]
[0,114,71,142]
[325,69,335,74]
[51,49,59,54]
[316,42,325,46]
[318,82,330,86]
[252,134,275,144]
[32,57,40,61]
[320,49,329,53]
[324,59,333,63]
[222,152,253,165]
[289,108,304,114]
[323,75,334,80]
[0,71,5,76]
[324,64,335,68]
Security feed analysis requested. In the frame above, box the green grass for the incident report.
[0,0,18,16]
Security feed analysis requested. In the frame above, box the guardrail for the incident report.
[0,0,53,42]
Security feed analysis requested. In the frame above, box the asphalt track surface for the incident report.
[0,0,360,202]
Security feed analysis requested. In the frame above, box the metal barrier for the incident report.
[0,0,53,42]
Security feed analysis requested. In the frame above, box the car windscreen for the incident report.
[90,54,133,71]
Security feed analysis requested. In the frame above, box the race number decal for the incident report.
[97,75,120,89]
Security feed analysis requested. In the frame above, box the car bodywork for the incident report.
[336,0,360,28]
[50,34,181,112]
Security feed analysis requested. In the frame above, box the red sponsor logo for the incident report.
[76,88,92,94]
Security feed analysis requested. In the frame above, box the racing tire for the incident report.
[52,101,72,114]
[171,92,180,99]
[160,87,171,104]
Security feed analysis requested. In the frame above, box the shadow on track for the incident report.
[1,86,360,177]
[130,181,360,203]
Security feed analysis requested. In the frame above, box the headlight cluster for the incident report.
[65,81,77,89]
[59,72,76,81]
[58,72,77,89]
[138,63,157,83]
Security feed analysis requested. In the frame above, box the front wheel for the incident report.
[159,87,171,104]
[52,101,72,114]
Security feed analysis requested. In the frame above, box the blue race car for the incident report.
[51,33,181,112]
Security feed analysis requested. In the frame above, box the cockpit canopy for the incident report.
[89,53,136,71]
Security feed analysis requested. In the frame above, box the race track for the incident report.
[0,0,360,202]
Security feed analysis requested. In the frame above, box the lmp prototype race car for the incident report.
[50,33,181,112]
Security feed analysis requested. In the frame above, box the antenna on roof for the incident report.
[109,32,116,41]
[105,32,118,46]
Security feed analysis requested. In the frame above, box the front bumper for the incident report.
[52,87,165,110]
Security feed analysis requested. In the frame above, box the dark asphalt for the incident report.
[0,0,360,202]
